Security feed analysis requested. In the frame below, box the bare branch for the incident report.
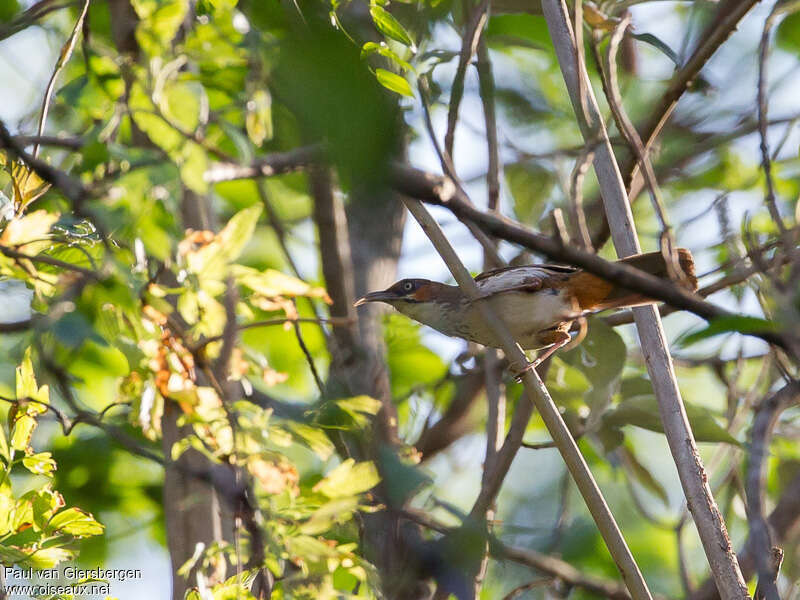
[744,382,800,600]
[415,363,495,460]
[499,545,632,600]
[444,0,490,159]
[204,145,322,184]
[401,508,633,600]
[389,162,798,356]
[693,469,800,600]
[33,0,90,160]
[590,0,762,248]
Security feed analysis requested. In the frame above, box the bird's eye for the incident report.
[403,281,414,292]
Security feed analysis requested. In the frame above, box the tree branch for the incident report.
[692,467,800,600]
[204,145,322,184]
[590,0,761,249]
[389,162,798,356]
[744,382,800,600]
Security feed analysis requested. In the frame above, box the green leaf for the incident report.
[132,0,189,56]
[560,318,626,412]
[22,452,56,476]
[0,490,13,536]
[378,446,431,505]
[361,42,413,72]
[505,163,555,225]
[385,315,447,398]
[336,395,382,427]
[287,423,335,461]
[777,11,800,54]
[485,14,551,50]
[10,414,36,451]
[631,33,679,65]
[299,497,360,535]
[620,445,668,505]
[179,141,209,194]
[375,68,414,97]
[234,266,330,300]
[0,544,28,564]
[245,90,273,146]
[188,205,263,280]
[602,395,741,445]
[679,315,777,346]
[47,507,105,537]
[545,359,590,410]
[0,0,19,21]
[369,5,414,48]
[16,347,41,402]
[313,459,380,498]
[25,547,75,569]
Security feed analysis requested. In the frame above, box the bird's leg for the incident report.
[513,330,572,382]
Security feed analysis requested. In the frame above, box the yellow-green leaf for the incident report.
[1,210,59,249]
[313,459,380,498]
[25,547,75,569]
[375,69,413,97]
[245,90,273,146]
[47,507,104,537]
[370,5,414,48]
[22,452,56,476]
[10,414,36,451]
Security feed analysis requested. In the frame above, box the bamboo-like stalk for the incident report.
[539,0,748,597]
[402,198,653,600]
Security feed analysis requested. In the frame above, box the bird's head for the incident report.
[354,279,438,308]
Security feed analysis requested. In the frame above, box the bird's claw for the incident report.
[513,359,542,383]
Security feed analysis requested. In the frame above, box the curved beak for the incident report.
[353,290,396,307]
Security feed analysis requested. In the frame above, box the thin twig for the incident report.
[756,0,800,285]
[476,35,500,212]
[474,39,504,590]
[0,244,100,278]
[744,382,800,600]
[590,0,761,249]
[568,145,595,251]
[0,119,88,206]
[595,16,678,268]
[204,145,322,184]
[291,301,325,394]
[444,0,490,159]
[419,77,505,267]
[33,0,91,160]
[194,317,352,350]
[693,469,800,600]
[401,508,632,600]
[502,578,551,600]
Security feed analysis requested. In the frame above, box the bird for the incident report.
[354,249,697,368]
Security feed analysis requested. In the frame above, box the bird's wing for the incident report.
[474,265,573,298]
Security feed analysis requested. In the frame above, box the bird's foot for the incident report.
[513,358,543,383]
[512,331,572,382]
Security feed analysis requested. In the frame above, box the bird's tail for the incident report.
[568,248,697,312]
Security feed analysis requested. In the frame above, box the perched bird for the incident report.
[354,249,697,366]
